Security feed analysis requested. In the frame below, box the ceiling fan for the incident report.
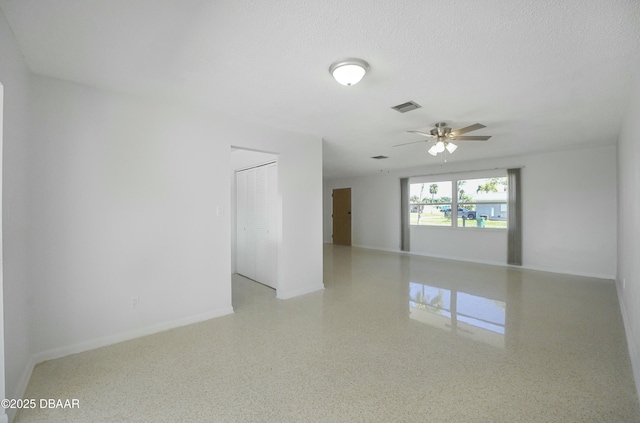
[394,122,491,156]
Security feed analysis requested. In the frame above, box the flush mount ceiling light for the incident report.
[329,58,370,86]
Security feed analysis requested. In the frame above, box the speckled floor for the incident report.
[15,245,640,422]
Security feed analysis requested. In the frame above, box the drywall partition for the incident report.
[27,75,234,358]
[324,145,617,279]
[617,71,640,399]
[26,74,323,360]
[220,127,324,300]
[0,8,32,422]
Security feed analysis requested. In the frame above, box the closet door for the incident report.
[254,165,269,286]
[236,163,277,288]
[236,170,248,277]
[236,168,257,281]
[245,168,257,281]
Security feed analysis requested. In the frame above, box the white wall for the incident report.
[26,75,323,359]
[617,71,640,398]
[0,8,32,422]
[324,145,617,279]
[27,76,235,357]
[0,73,322,423]
[323,173,401,250]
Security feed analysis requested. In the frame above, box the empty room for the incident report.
[1,1,639,422]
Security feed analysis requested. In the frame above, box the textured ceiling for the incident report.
[1,0,638,178]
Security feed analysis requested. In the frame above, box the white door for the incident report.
[254,165,268,285]
[236,170,248,277]
[245,168,257,280]
[235,162,278,288]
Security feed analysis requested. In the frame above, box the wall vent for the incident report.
[391,101,421,113]
[371,155,389,160]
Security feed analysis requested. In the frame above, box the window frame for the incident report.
[455,176,508,229]
[408,180,453,227]
[408,171,508,230]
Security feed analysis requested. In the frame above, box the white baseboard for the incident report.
[352,244,615,281]
[6,354,37,423]
[616,280,640,403]
[517,264,614,281]
[354,244,510,269]
[404,249,506,268]
[33,307,234,364]
[352,244,403,254]
[277,284,324,300]
[7,307,234,423]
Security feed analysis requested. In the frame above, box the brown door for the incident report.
[332,188,351,246]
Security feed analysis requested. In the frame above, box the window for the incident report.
[457,177,508,229]
[409,174,508,229]
[409,181,452,226]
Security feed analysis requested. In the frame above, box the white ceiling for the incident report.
[1,0,638,179]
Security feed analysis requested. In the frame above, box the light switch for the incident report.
[216,205,224,217]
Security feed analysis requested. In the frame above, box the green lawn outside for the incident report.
[409,212,507,229]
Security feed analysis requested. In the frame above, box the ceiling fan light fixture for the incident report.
[396,122,491,159]
[329,58,369,86]
[445,142,457,153]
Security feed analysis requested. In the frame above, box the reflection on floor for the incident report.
[15,245,640,422]
[409,281,506,348]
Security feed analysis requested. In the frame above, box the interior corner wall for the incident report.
[617,70,640,399]
[323,145,617,279]
[0,7,33,420]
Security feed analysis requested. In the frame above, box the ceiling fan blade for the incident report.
[393,139,430,147]
[451,135,492,141]
[406,130,436,138]
[450,123,486,136]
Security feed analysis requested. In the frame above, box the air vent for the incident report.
[391,101,421,113]
[371,155,388,160]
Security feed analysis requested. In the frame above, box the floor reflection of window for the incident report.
[409,283,451,317]
[409,282,506,347]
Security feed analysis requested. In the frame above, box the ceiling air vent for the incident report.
[371,155,388,160]
[391,101,421,113]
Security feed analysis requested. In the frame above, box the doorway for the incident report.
[230,147,279,294]
[235,161,278,289]
[332,188,351,246]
